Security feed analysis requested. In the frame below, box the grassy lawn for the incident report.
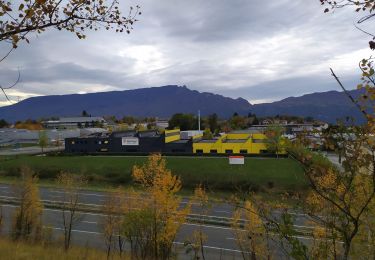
[0,143,38,149]
[0,155,307,192]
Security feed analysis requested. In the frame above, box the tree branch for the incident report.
[330,68,368,117]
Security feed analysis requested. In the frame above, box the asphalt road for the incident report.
[0,183,236,219]
[0,146,64,155]
[0,183,316,259]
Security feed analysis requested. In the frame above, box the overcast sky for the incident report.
[0,0,371,107]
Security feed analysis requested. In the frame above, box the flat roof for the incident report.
[168,139,190,144]
[196,139,217,143]
[223,139,248,143]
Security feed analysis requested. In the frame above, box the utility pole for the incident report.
[198,110,201,132]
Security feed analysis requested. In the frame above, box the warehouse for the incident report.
[64,129,284,155]
[65,129,192,154]
[192,132,281,155]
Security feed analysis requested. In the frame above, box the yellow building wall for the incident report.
[165,129,181,143]
[192,134,204,140]
[192,132,287,155]
[193,142,215,153]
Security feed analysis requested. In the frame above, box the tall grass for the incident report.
[0,237,128,260]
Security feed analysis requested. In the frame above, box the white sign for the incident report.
[122,137,139,146]
[229,156,245,165]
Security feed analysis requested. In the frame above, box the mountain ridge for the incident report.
[0,85,366,124]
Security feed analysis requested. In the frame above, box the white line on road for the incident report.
[183,222,233,231]
[213,210,231,214]
[173,241,243,254]
[52,227,101,235]
[82,221,98,224]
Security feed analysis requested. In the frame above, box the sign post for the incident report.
[229,156,245,165]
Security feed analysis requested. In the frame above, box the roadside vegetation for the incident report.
[0,237,127,260]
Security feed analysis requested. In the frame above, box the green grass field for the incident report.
[0,155,306,192]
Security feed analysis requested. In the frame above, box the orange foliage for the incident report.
[132,154,191,258]
[15,122,43,130]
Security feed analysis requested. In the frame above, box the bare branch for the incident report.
[330,68,368,117]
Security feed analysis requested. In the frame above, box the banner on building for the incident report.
[122,137,139,146]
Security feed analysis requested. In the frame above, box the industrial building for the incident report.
[64,128,282,155]
[193,132,271,155]
[43,117,107,129]
[65,129,193,154]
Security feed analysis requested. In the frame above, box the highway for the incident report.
[0,183,315,259]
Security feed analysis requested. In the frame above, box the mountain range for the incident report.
[0,85,366,124]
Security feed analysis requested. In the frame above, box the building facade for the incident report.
[43,117,107,129]
[193,132,273,155]
[64,129,281,155]
[65,129,193,154]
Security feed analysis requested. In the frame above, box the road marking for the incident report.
[293,224,314,229]
[183,222,233,231]
[213,210,231,214]
[52,227,101,235]
[174,241,243,254]
[82,221,98,224]
[50,190,107,197]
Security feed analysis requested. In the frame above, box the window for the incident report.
[196,149,203,154]
[240,149,247,154]
[225,149,233,154]
[210,149,217,154]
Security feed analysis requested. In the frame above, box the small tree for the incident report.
[81,110,89,117]
[264,124,285,158]
[100,188,125,259]
[122,208,155,259]
[288,131,375,259]
[56,172,87,251]
[12,167,43,241]
[0,119,8,128]
[207,113,219,132]
[0,204,3,234]
[38,130,48,153]
[132,154,191,259]
[202,128,213,140]
[185,185,210,260]
[231,200,273,260]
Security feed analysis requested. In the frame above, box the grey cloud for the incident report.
[0,0,370,106]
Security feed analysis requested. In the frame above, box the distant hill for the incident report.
[0,85,367,124]
[0,85,250,122]
[251,90,366,124]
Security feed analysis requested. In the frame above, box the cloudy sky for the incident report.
[0,0,371,107]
